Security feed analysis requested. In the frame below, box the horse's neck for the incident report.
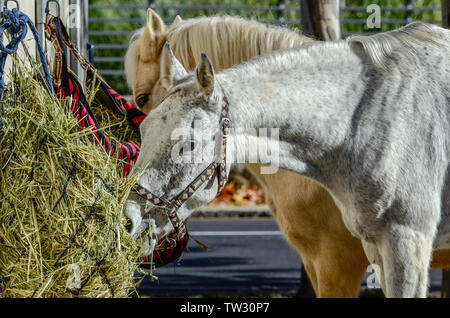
[219,43,367,180]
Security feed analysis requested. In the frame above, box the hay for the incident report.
[0,60,144,298]
[90,99,140,146]
[85,77,140,146]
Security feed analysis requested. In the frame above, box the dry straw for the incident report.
[90,99,140,146]
[85,74,140,146]
[0,60,145,298]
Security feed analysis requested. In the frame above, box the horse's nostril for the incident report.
[125,218,132,233]
[124,201,145,238]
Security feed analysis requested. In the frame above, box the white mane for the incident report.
[348,22,447,70]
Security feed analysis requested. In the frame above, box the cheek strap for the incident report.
[134,95,231,239]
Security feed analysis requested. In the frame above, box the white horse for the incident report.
[125,22,450,297]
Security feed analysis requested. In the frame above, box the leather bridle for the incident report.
[134,95,231,240]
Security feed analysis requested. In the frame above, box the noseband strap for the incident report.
[135,95,230,239]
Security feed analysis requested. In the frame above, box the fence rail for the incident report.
[88,1,443,94]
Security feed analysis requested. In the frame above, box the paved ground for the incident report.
[136,218,443,298]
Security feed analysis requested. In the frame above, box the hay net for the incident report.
[0,8,143,298]
[44,14,192,269]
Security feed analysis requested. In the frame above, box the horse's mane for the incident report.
[348,22,447,71]
[166,15,312,71]
[125,15,312,89]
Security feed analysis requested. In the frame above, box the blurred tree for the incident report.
[443,0,449,27]
[300,0,341,40]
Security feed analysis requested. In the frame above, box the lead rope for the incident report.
[0,8,54,129]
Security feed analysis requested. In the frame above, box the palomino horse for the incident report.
[124,10,450,297]
[127,22,450,297]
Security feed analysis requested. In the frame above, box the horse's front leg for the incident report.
[379,224,434,298]
[301,240,369,298]
[363,222,435,298]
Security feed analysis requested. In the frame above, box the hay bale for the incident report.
[0,61,143,297]
[84,77,140,146]
[90,99,140,146]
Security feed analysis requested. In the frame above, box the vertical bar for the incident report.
[405,0,413,25]
[0,0,5,16]
[35,0,46,49]
[35,0,46,75]
[79,0,88,59]
[69,0,88,79]
[441,6,450,295]
[443,0,450,28]
[276,0,285,23]
[442,269,450,298]
[300,0,341,40]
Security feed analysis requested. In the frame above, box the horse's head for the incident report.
[124,9,182,114]
[125,43,231,245]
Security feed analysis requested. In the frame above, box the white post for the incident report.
[68,0,88,79]
[34,0,88,80]
[300,0,341,40]
[0,1,37,75]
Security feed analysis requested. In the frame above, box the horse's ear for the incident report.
[147,8,166,37]
[196,53,215,99]
[173,15,182,26]
[160,42,188,90]
[140,9,166,58]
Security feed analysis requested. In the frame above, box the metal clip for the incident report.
[3,0,19,11]
[45,0,60,18]
[1,0,19,19]
[220,117,231,137]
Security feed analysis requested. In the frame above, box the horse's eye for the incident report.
[136,94,150,108]
[179,140,196,156]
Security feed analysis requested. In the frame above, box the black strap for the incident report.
[60,16,124,115]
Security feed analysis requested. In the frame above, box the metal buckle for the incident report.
[220,117,231,137]
[156,236,177,251]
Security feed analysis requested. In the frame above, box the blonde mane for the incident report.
[167,15,312,71]
[125,33,142,89]
[125,15,313,89]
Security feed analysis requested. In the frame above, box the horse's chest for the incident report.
[327,189,377,241]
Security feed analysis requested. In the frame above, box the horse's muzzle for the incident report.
[138,230,189,268]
